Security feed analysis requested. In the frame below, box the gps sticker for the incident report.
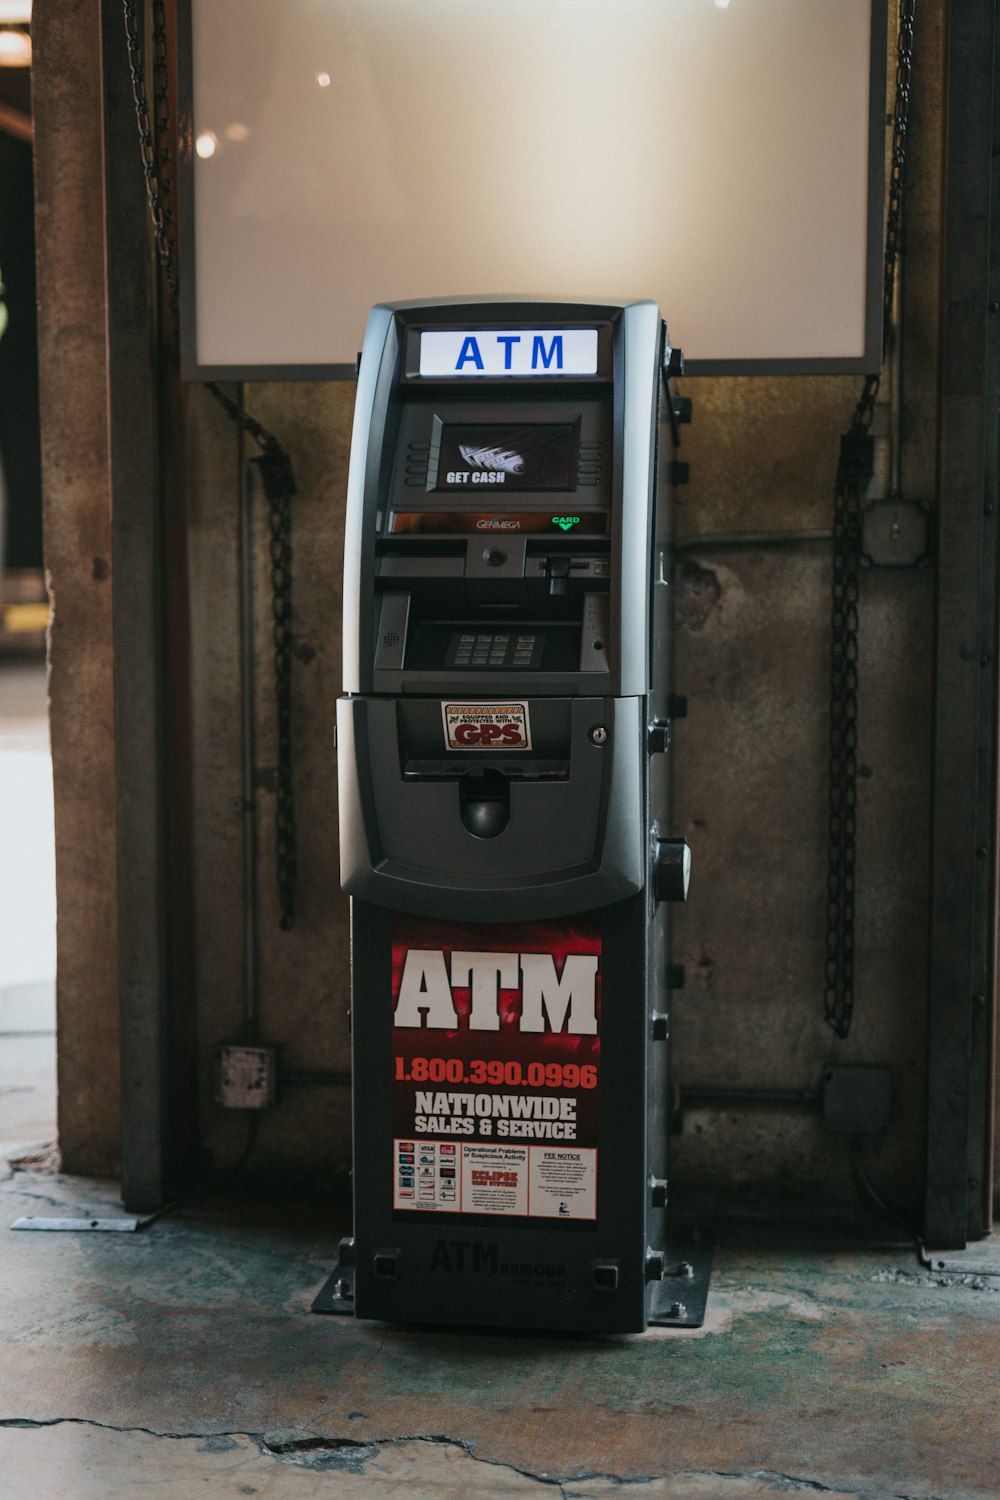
[442,701,532,751]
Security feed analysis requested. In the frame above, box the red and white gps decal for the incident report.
[442,701,531,751]
[391,916,600,1221]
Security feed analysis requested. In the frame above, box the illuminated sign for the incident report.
[419,328,599,378]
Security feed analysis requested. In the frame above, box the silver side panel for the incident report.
[342,303,394,694]
[618,300,661,698]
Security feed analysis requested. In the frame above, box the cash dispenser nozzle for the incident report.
[459,768,510,839]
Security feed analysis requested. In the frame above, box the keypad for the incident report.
[448,631,541,669]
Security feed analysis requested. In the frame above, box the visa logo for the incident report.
[419,327,598,378]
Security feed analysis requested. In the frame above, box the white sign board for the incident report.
[419,329,599,378]
[180,0,884,378]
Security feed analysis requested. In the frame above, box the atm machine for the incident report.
[314,298,708,1334]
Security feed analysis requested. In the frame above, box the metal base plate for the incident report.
[11,1216,142,1233]
[923,1237,1000,1278]
[648,1228,714,1328]
[312,1250,355,1315]
[312,1229,714,1329]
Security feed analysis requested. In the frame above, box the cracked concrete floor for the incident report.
[1,1168,998,1498]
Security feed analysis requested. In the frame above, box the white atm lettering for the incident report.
[394,949,598,1034]
[394,948,459,1028]
[519,953,598,1034]
[450,952,519,1032]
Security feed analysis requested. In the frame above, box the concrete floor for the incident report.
[1,1161,998,1499]
[3,660,999,1499]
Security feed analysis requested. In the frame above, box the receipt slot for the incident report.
[314,299,709,1334]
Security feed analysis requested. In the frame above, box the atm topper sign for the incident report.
[419,327,599,378]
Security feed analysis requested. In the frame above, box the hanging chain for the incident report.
[825,0,915,1038]
[254,443,298,932]
[124,0,179,306]
[208,383,300,932]
[123,0,298,929]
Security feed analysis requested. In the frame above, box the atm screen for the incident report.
[434,424,576,492]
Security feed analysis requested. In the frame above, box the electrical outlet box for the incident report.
[822,1064,891,1136]
[861,500,929,567]
[215,1045,278,1110]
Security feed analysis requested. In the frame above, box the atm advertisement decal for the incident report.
[442,701,531,751]
[391,916,600,1220]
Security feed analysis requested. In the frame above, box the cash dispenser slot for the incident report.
[458,767,510,839]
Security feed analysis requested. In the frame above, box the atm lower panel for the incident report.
[313,1227,714,1331]
[338,896,673,1334]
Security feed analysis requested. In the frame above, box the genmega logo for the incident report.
[475,516,521,530]
[459,444,525,475]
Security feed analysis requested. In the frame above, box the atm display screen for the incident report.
[434,424,575,492]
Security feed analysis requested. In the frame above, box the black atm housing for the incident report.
[323,299,702,1334]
